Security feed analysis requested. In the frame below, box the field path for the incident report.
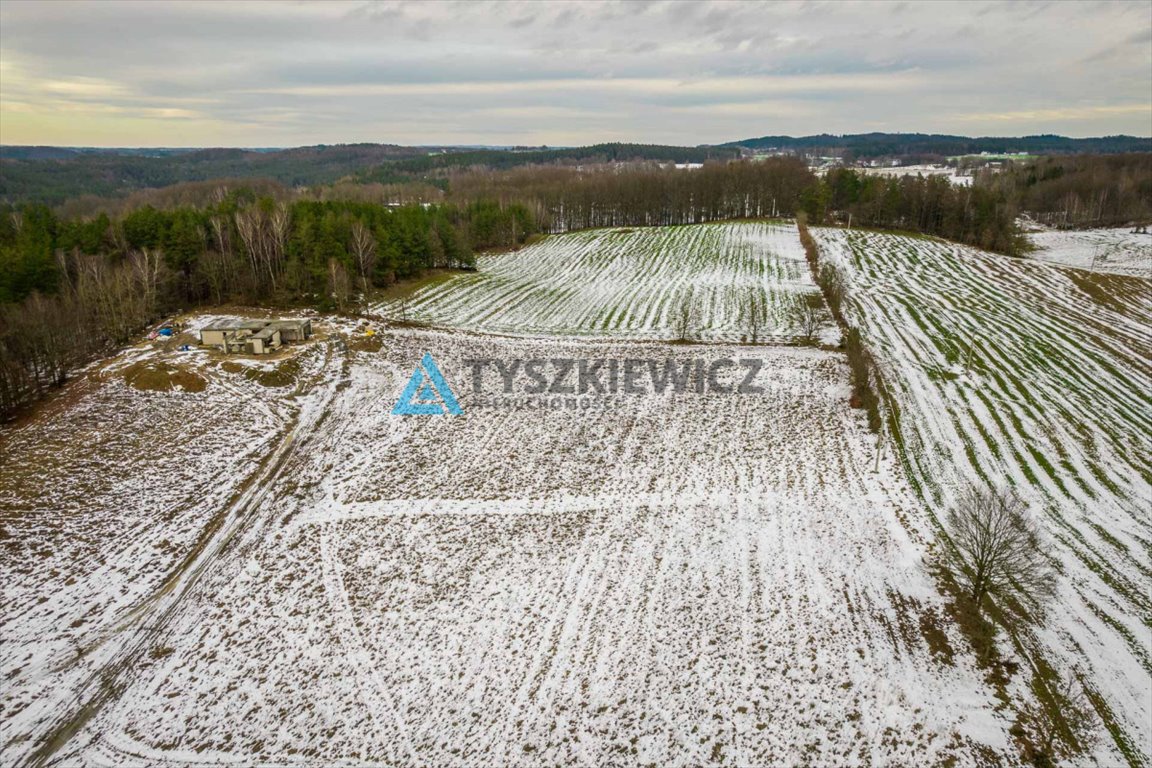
[23,340,350,768]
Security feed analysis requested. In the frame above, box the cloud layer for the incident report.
[1,0,1149,147]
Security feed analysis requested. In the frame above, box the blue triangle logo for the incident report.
[392,352,463,415]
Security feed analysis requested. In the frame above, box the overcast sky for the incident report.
[1,0,1149,147]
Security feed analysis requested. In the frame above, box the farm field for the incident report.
[1025,227,1152,277]
[812,227,1152,765]
[4,220,1149,768]
[379,221,833,343]
[0,317,340,766]
[2,318,1024,766]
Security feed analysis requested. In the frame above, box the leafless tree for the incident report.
[350,221,377,307]
[55,248,76,294]
[942,486,1058,619]
[108,218,129,256]
[1,293,81,392]
[269,202,291,276]
[797,294,822,344]
[129,248,164,314]
[200,250,238,304]
[674,286,696,342]
[328,258,352,313]
[746,287,765,344]
[209,215,232,258]
[817,263,846,319]
[235,203,289,293]
[235,207,264,287]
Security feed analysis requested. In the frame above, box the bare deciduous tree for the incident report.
[200,250,235,305]
[209,215,232,258]
[796,294,822,344]
[327,258,352,313]
[349,221,377,309]
[129,248,164,315]
[942,486,1058,618]
[817,262,846,319]
[269,203,291,275]
[674,286,697,342]
[235,203,290,294]
[746,287,765,344]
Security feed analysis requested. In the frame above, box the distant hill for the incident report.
[357,143,740,184]
[0,146,210,160]
[0,143,425,205]
[722,133,1152,157]
[0,142,739,205]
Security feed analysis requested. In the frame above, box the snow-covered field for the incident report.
[0,326,335,766]
[813,227,1152,765]
[4,219,1149,767]
[1026,227,1152,277]
[857,165,974,187]
[379,221,830,343]
[3,321,1024,766]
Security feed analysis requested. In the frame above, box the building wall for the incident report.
[200,329,227,348]
[279,322,310,342]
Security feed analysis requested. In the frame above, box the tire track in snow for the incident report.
[27,341,349,767]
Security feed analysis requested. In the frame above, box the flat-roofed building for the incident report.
[198,319,311,355]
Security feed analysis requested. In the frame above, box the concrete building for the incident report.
[271,319,311,343]
[199,319,312,355]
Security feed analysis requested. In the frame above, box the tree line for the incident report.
[2,153,1148,416]
[445,157,815,231]
[804,168,1025,254]
[728,132,1152,158]
[0,193,495,415]
[993,153,1152,228]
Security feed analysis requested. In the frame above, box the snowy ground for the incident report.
[5,219,1148,767]
[1025,227,1152,277]
[2,321,1021,766]
[377,221,832,343]
[856,165,974,187]
[0,322,335,766]
[813,227,1152,766]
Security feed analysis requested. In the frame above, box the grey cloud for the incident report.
[0,0,1148,146]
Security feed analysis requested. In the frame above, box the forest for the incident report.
[1,151,1148,417]
[994,153,1152,227]
[727,132,1152,158]
[0,143,739,206]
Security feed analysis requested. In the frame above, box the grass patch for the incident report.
[1066,270,1142,315]
[348,334,384,353]
[218,356,302,388]
[375,269,466,303]
[122,362,207,393]
[246,357,301,388]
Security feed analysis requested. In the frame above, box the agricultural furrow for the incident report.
[813,226,1152,763]
[24,340,351,767]
[383,221,825,342]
